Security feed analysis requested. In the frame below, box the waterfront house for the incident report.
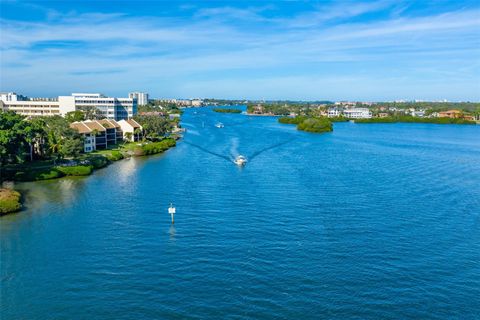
[118,119,143,141]
[410,109,425,117]
[343,108,372,119]
[438,110,462,118]
[327,108,341,117]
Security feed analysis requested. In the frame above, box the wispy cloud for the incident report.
[0,1,479,100]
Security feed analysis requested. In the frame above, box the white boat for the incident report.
[215,122,224,128]
[234,155,247,166]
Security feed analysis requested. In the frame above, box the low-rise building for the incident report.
[70,120,125,152]
[98,119,122,146]
[118,119,143,142]
[70,121,105,152]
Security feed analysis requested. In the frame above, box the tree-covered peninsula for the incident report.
[278,116,333,133]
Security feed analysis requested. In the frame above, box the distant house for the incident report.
[410,110,425,117]
[438,110,462,118]
[378,113,389,118]
[343,108,372,119]
[118,119,143,141]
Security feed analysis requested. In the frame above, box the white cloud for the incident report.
[0,2,479,100]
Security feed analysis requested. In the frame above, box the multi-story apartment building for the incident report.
[70,119,133,152]
[343,108,372,119]
[327,108,341,117]
[0,92,61,117]
[129,92,149,106]
[1,92,137,121]
[67,93,137,120]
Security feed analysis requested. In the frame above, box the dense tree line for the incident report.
[138,102,183,114]
[133,115,174,141]
[0,111,83,166]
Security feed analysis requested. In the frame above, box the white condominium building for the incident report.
[343,108,372,119]
[129,92,149,106]
[1,92,137,120]
[68,93,137,120]
[327,108,342,117]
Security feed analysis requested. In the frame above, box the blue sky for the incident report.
[1,0,479,101]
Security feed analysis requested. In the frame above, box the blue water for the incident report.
[1,107,480,319]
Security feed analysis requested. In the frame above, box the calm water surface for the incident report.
[1,107,480,319]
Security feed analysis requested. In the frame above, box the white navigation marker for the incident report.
[168,203,176,224]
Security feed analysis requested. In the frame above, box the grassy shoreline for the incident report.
[0,138,177,215]
[2,138,177,183]
[0,188,22,215]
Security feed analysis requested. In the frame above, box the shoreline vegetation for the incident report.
[2,138,177,182]
[0,138,177,215]
[213,108,242,113]
[0,188,21,215]
[354,116,476,125]
[1,108,181,215]
[246,101,479,124]
[278,116,333,133]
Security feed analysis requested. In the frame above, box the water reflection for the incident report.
[8,178,87,213]
[169,225,176,241]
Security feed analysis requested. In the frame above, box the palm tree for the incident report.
[134,128,142,142]
[48,131,62,165]
[124,132,133,143]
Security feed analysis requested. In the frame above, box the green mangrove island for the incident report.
[213,108,242,113]
[0,188,21,215]
[279,116,333,133]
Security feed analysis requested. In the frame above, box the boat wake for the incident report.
[184,136,296,165]
[248,138,296,161]
[183,141,232,163]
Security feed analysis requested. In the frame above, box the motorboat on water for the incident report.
[215,122,224,128]
[234,155,247,166]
